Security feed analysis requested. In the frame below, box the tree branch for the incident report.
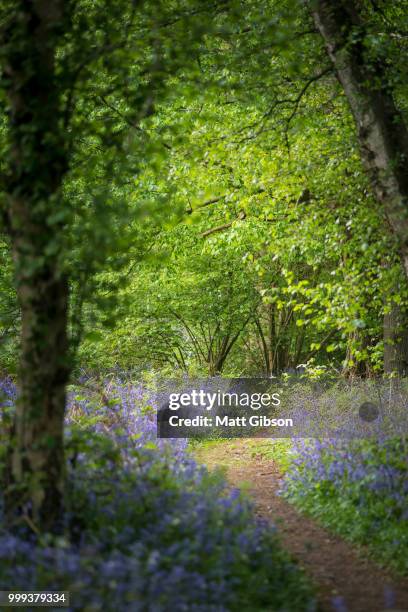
[201,211,246,237]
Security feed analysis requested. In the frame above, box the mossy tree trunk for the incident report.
[2,1,72,531]
[311,0,408,279]
[383,302,408,376]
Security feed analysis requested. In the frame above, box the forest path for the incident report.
[194,439,408,612]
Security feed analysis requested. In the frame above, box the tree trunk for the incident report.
[6,271,70,530]
[267,303,275,375]
[254,315,271,376]
[384,302,408,376]
[2,1,71,531]
[311,1,408,278]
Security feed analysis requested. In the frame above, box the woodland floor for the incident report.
[194,439,408,612]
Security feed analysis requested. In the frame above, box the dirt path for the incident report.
[195,439,408,612]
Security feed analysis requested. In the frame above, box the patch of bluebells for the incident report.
[282,436,408,573]
[66,379,188,465]
[0,376,17,410]
[0,378,315,611]
[0,376,16,463]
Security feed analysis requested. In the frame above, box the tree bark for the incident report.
[254,315,271,376]
[2,1,71,531]
[311,1,408,278]
[267,303,275,375]
[384,302,408,376]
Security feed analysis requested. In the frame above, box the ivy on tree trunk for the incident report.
[2,0,72,531]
